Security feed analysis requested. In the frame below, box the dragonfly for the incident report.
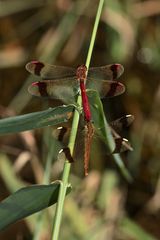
[57,114,134,169]
[26,60,126,175]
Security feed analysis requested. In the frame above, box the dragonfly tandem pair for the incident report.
[26,61,132,175]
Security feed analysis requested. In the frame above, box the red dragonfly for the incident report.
[26,61,125,175]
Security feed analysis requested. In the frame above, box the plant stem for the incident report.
[51,0,105,239]
[51,105,80,240]
[85,0,105,69]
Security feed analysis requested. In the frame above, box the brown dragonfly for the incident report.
[57,114,134,169]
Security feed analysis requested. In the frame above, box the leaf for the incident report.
[88,89,116,153]
[0,181,72,230]
[0,105,74,135]
[88,90,133,182]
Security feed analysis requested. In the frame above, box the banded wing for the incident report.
[26,61,125,100]
[26,61,124,81]
[26,61,76,80]
[28,78,79,104]
[112,129,133,153]
[28,78,125,101]
[110,114,134,132]
[110,115,134,153]
[86,79,125,98]
[88,64,124,80]
[87,63,125,98]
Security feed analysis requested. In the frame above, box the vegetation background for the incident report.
[0,0,160,239]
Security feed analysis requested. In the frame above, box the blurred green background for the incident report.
[0,0,160,239]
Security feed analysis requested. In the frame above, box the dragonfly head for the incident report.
[76,65,87,80]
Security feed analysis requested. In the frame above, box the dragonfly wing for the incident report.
[88,64,124,80]
[26,61,76,80]
[86,78,125,98]
[28,78,79,104]
[110,115,134,132]
[113,137,133,153]
[110,126,133,153]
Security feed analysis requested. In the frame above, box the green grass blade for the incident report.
[0,181,72,231]
[0,105,74,135]
[88,89,133,182]
[88,89,116,152]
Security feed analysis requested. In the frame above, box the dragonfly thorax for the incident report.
[76,65,87,81]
